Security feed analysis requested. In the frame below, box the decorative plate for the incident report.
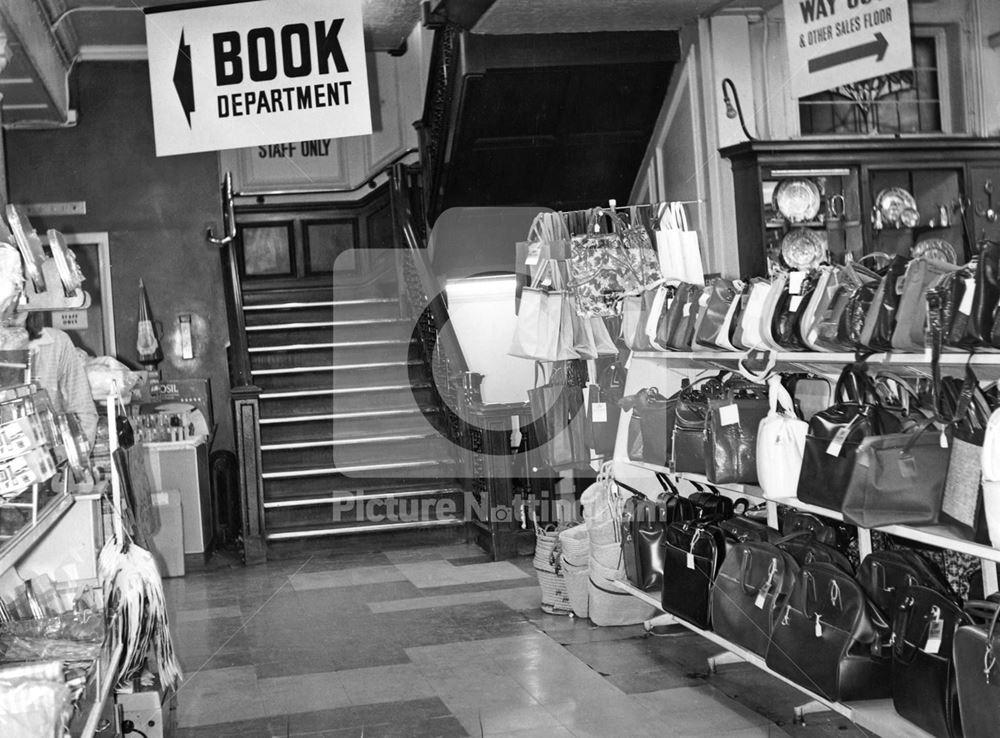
[912,238,958,264]
[773,178,822,223]
[780,228,826,270]
[875,187,919,228]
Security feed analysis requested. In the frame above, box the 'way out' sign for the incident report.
[145,0,371,157]
[783,0,912,99]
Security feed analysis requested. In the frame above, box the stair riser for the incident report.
[253,364,427,392]
[264,492,465,530]
[247,322,413,348]
[260,414,436,445]
[259,386,439,417]
[263,468,459,497]
[251,347,336,370]
[261,437,454,471]
[244,306,335,326]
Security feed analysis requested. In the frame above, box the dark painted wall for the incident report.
[5,62,233,454]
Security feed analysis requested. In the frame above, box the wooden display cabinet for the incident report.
[721,138,1000,278]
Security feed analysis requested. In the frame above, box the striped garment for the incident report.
[30,327,99,448]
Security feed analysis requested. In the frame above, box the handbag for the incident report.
[515,211,570,312]
[694,278,740,351]
[982,406,1000,547]
[837,267,884,351]
[621,488,697,591]
[734,278,772,350]
[813,263,877,351]
[527,363,589,469]
[711,540,800,656]
[939,369,994,542]
[655,202,705,285]
[858,550,953,618]
[621,291,654,351]
[770,270,814,351]
[799,266,841,350]
[858,254,909,352]
[952,601,1000,738]
[765,561,892,702]
[757,377,808,500]
[891,257,961,352]
[587,362,626,458]
[776,531,854,573]
[703,382,769,485]
[891,585,969,738]
[643,284,672,351]
[796,363,903,511]
[939,262,979,349]
[637,387,675,467]
[660,519,727,628]
[664,283,703,351]
[840,420,950,529]
[781,511,839,547]
[970,240,999,347]
[671,374,726,474]
[568,208,656,318]
[756,272,789,351]
[509,259,578,362]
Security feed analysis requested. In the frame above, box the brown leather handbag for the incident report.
[704,383,770,485]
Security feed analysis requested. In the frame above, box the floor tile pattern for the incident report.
[164,543,871,738]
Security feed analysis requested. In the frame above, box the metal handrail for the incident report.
[389,163,469,376]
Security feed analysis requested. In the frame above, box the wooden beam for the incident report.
[0,0,71,119]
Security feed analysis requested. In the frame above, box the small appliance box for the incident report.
[131,378,214,444]
[118,679,177,738]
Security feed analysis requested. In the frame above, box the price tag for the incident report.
[686,552,696,570]
[525,243,542,266]
[152,492,170,506]
[510,415,522,449]
[788,271,806,295]
[591,402,608,423]
[826,426,850,457]
[682,303,691,317]
[924,346,933,362]
[940,430,949,449]
[924,618,944,654]
[788,295,803,312]
[958,278,977,315]
[719,404,740,427]
[754,581,772,610]
[814,615,823,638]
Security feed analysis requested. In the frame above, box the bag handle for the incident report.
[656,202,676,231]
[767,375,796,416]
[672,202,690,232]
[892,594,921,665]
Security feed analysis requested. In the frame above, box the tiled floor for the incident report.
[162,543,872,738]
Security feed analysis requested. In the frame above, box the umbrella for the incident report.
[136,279,163,368]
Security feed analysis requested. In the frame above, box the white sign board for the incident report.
[145,0,372,157]
[783,0,913,99]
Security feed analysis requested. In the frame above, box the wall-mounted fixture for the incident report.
[178,314,194,360]
[721,77,756,141]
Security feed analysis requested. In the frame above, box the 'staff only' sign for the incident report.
[783,0,912,99]
[145,0,371,157]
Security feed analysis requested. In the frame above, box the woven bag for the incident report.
[534,525,572,615]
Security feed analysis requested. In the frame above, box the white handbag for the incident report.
[756,376,807,501]
[981,407,1000,547]
[655,202,705,286]
[737,279,772,349]
[756,272,788,352]
[645,284,670,351]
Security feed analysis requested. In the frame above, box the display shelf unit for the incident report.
[619,456,1000,593]
[612,579,934,738]
[73,638,124,738]
[0,492,74,574]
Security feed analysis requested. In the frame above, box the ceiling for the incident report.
[0,0,771,125]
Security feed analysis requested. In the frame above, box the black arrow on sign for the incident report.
[808,32,888,73]
[173,29,195,127]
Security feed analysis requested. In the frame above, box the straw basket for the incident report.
[533,525,572,615]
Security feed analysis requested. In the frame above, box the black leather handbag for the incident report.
[588,362,626,457]
[770,272,815,351]
[776,531,854,574]
[621,491,696,592]
[972,241,1000,346]
[953,600,1000,738]
[704,383,769,485]
[671,374,725,474]
[688,487,734,520]
[765,561,892,702]
[781,511,839,546]
[891,585,969,738]
[711,540,799,656]
[859,254,909,352]
[661,519,727,628]
[636,387,675,467]
[857,550,953,618]
[796,363,903,511]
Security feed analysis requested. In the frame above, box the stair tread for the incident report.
[263,483,462,500]
[249,339,412,353]
[262,432,437,451]
[244,298,395,311]
[260,383,430,399]
[260,407,438,424]
[262,487,463,508]
[265,518,463,540]
[262,458,455,478]
[247,319,408,331]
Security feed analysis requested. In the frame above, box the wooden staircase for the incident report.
[242,286,465,547]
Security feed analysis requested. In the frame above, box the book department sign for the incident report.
[145,0,372,157]
[783,0,913,98]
